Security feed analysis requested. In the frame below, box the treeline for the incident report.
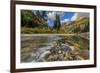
[21,10,61,30]
[21,10,89,34]
[21,10,48,28]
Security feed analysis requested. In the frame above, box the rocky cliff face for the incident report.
[61,16,89,33]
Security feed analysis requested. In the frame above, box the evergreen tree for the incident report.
[53,13,61,30]
[21,10,34,27]
[56,14,61,30]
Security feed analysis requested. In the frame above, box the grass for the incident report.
[21,27,72,34]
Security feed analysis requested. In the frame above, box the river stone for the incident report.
[61,44,72,52]
[58,50,62,54]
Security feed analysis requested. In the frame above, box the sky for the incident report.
[33,10,89,27]
[46,11,89,27]
[47,11,75,27]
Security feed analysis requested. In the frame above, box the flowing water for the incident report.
[21,34,89,62]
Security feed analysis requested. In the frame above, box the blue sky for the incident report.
[47,11,75,27]
[32,10,89,27]
[47,18,54,27]
[60,12,75,20]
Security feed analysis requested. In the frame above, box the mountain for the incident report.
[21,10,48,28]
[62,16,89,33]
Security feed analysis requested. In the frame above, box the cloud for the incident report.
[71,13,79,21]
[79,13,89,17]
[56,12,64,16]
[61,19,70,23]
[71,13,89,21]
[47,12,56,20]
[47,11,64,20]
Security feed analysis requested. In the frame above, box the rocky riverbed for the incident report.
[21,35,89,62]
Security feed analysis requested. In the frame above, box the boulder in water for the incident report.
[62,44,72,51]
